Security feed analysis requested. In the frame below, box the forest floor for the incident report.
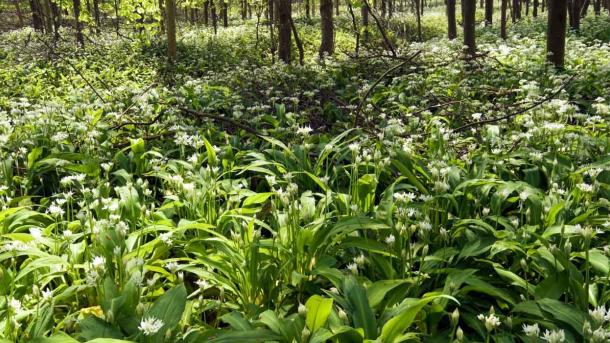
[2,7,610,343]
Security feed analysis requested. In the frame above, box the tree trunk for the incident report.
[512,0,521,20]
[221,1,228,27]
[159,0,165,31]
[50,0,61,39]
[547,0,567,68]
[277,0,291,63]
[382,0,387,16]
[569,0,582,29]
[593,0,600,14]
[335,0,340,15]
[447,0,457,39]
[305,0,311,18]
[14,0,25,26]
[320,0,334,57]
[485,0,493,25]
[30,0,43,31]
[42,0,53,33]
[533,0,538,16]
[415,0,422,40]
[462,0,476,56]
[73,0,85,47]
[203,0,209,26]
[361,1,369,41]
[211,1,218,33]
[93,0,101,33]
[501,0,507,38]
[165,0,176,61]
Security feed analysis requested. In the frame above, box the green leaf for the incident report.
[147,284,187,341]
[380,294,457,342]
[343,276,377,339]
[305,295,334,332]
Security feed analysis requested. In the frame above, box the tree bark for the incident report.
[73,0,85,47]
[93,0,101,33]
[165,0,176,61]
[203,0,209,26]
[547,0,567,68]
[485,0,493,25]
[335,0,340,15]
[277,0,292,63]
[221,1,228,27]
[501,0,507,38]
[305,0,311,18]
[447,0,457,39]
[593,0,600,14]
[211,0,218,33]
[462,0,476,56]
[414,0,422,40]
[361,1,369,41]
[533,0,538,16]
[30,0,43,31]
[319,0,334,56]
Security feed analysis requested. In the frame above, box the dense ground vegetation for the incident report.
[2,1,610,342]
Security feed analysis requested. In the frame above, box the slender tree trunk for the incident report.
[30,0,43,31]
[203,0,209,25]
[93,0,101,33]
[165,0,176,60]
[14,0,25,26]
[277,0,291,63]
[485,0,493,25]
[547,0,567,68]
[305,0,311,18]
[501,0,507,38]
[512,0,521,20]
[593,0,600,14]
[361,1,369,41]
[533,0,538,16]
[388,0,394,17]
[73,0,85,47]
[335,0,340,14]
[447,0,457,39]
[290,18,304,64]
[211,1,218,33]
[462,0,476,56]
[42,0,53,33]
[526,0,530,14]
[569,0,582,29]
[414,0,422,40]
[113,0,120,35]
[221,1,228,27]
[382,0,387,16]
[50,0,61,39]
[320,0,334,56]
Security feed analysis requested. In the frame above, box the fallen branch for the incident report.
[353,50,422,126]
[180,107,266,138]
[451,74,577,133]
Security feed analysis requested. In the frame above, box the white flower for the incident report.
[92,256,106,269]
[138,317,164,336]
[385,234,395,246]
[195,279,210,289]
[47,204,65,217]
[577,183,594,193]
[478,313,501,332]
[8,297,22,314]
[298,303,307,314]
[42,289,53,301]
[347,262,358,274]
[589,306,609,324]
[541,329,565,343]
[296,126,313,136]
[160,232,173,245]
[166,261,179,273]
[30,228,43,240]
[522,323,540,337]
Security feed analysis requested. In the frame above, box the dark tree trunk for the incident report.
[533,0,539,16]
[447,0,457,39]
[30,0,44,31]
[382,0,387,16]
[50,0,61,39]
[547,0,567,68]
[319,0,334,56]
[569,0,583,29]
[165,0,176,60]
[268,0,274,22]
[593,0,600,14]
[73,0,85,47]
[93,0,101,33]
[277,0,291,63]
[462,0,476,56]
[211,1,217,33]
[501,0,507,38]
[388,0,394,17]
[335,0,340,15]
[485,0,493,25]
[42,0,53,33]
[414,0,422,40]
[221,1,228,27]
[203,0,209,25]
[305,0,311,18]
[512,0,521,20]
